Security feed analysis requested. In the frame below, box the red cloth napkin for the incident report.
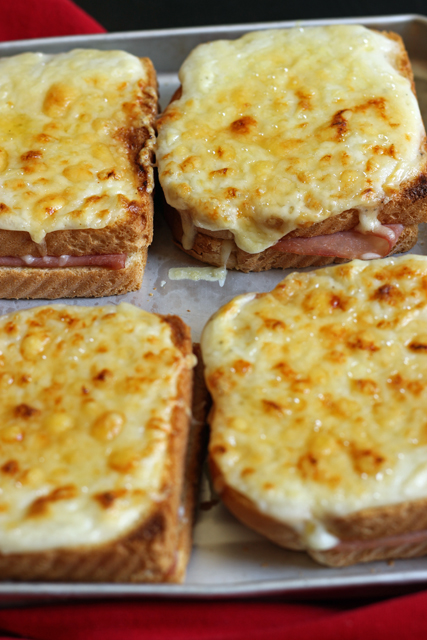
[0,0,105,41]
[0,591,426,640]
[0,2,426,639]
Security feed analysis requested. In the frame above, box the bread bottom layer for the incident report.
[0,251,147,299]
[164,204,419,272]
[210,460,427,568]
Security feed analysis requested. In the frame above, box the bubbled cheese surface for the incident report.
[0,303,193,553]
[0,50,154,244]
[202,255,427,549]
[158,26,425,254]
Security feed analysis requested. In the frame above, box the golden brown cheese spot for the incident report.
[371,284,405,305]
[156,109,181,129]
[231,359,252,375]
[14,403,40,419]
[262,317,286,331]
[350,444,385,475]
[34,194,65,219]
[261,399,285,415]
[216,145,236,161]
[408,338,427,352]
[93,368,113,383]
[387,373,426,397]
[329,109,350,141]
[43,82,79,118]
[94,489,127,509]
[297,453,336,485]
[207,368,230,394]
[210,168,231,178]
[302,290,350,316]
[97,168,120,181]
[229,116,257,135]
[296,89,313,111]
[4,321,18,334]
[225,187,239,199]
[354,379,380,395]
[325,350,347,364]
[346,332,380,352]
[1,460,19,475]
[273,361,296,379]
[180,156,201,172]
[20,149,46,174]
[211,444,227,456]
[27,485,78,518]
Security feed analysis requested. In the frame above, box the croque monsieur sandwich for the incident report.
[203,254,427,566]
[0,303,202,582]
[0,49,157,298]
[157,26,427,272]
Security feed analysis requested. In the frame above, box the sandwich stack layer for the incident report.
[0,49,157,298]
[203,254,427,566]
[158,26,427,271]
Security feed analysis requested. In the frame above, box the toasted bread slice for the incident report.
[0,50,157,297]
[0,303,203,582]
[0,250,146,299]
[158,27,427,270]
[202,254,427,566]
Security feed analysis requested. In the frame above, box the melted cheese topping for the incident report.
[0,303,193,553]
[158,26,425,254]
[202,255,427,549]
[0,50,156,244]
[168,266,227,286]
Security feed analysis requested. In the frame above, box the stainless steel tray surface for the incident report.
[1,14,427,601]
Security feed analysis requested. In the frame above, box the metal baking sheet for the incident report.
[1,14,427,602]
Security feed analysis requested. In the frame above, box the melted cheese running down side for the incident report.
[158,26,425,254]
[0,50,156,244]
[202,255,427,550]
[0,303,194,553]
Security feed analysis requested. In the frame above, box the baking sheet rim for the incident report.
[0,13,426,600]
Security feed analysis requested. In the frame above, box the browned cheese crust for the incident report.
[0,315,208,583]
[0,57,157,259]
[160,33,427,271]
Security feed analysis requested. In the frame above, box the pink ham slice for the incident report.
[274,224,404,259]
[0,255,126,270]
[331,528,427,552]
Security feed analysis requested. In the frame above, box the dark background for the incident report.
[74,0,427,32]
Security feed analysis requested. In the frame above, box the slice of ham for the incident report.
[327,527,427,553]
[274,224,404,260]
[0,255,126,270]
